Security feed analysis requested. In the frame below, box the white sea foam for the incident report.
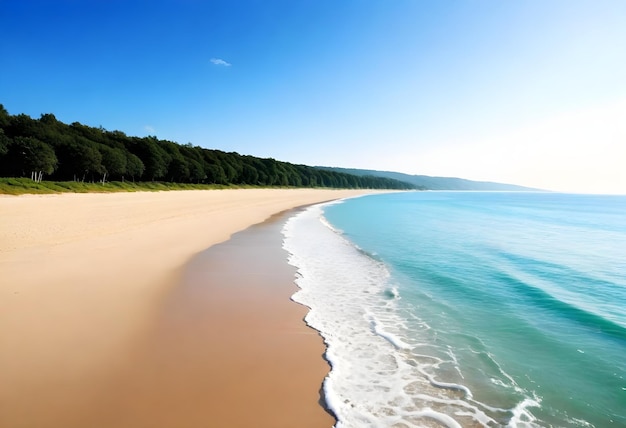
[384,285,401,299]
[367,312,412,350]
[282,202,532,427]
[508,397,542,428]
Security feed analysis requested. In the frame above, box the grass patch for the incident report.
[0,178,234,195]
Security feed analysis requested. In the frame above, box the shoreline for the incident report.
[90,209,336,427]
[0,188,382,427]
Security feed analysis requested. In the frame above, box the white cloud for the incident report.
[210,58,231,67]
[144,125,155,134]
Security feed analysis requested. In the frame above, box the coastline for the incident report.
[0,188,379,427]
[99,210,335,427]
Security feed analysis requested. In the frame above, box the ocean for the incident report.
[282,191,626,428]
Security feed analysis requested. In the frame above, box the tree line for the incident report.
[0,105,414,190]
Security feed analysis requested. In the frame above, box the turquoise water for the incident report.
[283,192,626,428]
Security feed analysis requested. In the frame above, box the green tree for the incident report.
[39,113,59,126]
[125,153,145,181]
[7,113,39,138]
[55,139,103,181]
[0,104,10,129]
[4,136,58,178]
[100,145,127,180]
[204,163,226,184]
[168,156,190,182]
[187,159,206,183]
[70,121,106,145]
[240,163,259,184]
[0,104,416,190]
[130,137,168,180]
[0,129,10,156]
[0,130,12,174]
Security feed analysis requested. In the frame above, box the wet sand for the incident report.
[99,212,334,427]
[0,189,376,428]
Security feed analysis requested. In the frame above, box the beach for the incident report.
[0,188,374,428]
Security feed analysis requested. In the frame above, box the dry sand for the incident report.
[0,188,376,427]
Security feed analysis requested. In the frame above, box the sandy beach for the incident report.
[0,188,375,427]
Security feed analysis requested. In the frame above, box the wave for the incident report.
[367,312,412,350]
[497,250,626,329]
[492,269,626,342]
[282,203,544,428]
[312,191,626,427]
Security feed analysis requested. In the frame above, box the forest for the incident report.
[0,104,414,190]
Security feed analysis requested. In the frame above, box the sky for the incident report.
[2,0,625,193]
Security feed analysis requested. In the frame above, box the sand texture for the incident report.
[0,188,374,427]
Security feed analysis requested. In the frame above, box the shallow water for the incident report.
[283,192,626,427]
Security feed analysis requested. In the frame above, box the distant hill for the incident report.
[316,167,541,191]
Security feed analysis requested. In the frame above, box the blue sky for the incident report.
[2,0,625,193]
